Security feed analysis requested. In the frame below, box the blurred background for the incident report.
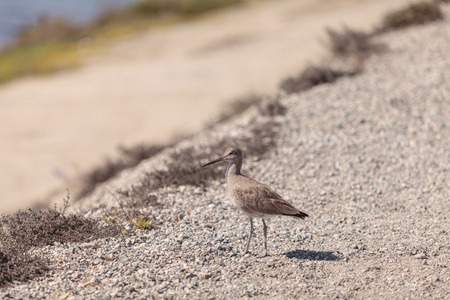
[0,0,142,47]
[0,0,415,213]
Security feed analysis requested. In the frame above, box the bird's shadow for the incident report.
[283,249,342,261]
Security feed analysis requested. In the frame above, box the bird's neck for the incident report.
[226,161,242,178]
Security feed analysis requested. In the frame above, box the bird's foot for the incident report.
[259,250,268,257]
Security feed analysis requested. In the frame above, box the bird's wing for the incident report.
[232,179,305,217]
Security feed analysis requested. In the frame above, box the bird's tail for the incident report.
[285,211,308,219]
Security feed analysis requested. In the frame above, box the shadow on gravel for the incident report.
[284,250,341,261]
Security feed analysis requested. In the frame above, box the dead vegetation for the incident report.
[326,27,385,59]
[211,94,287,127]
[279,0,447,95]
[257,95,287,117]
[380,1,443,31]
[279,27,379,95]
[76,144,167,200]
[280,66,357,95]
[0,192,121,287]
[211,94,263,126]
[0,245,48,289]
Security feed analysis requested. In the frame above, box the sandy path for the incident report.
[0,0,415,213]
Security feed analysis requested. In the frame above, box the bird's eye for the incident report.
[230,151,235,155]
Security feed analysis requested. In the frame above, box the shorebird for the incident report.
[202,147,308,256]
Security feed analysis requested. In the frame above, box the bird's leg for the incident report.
[243,217,253,254]
[261,219,268,257]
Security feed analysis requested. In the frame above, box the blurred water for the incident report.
[0,0,142,47]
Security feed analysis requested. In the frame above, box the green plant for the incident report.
[0,40,80,84]
[1,0,251,84]
[176,0,243,15]
[101,213,109,223]
[105,188,158,231]
[129,215,152,230]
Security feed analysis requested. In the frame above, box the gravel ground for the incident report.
[2,9,450,300]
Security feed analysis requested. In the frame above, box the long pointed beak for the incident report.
[202,156,224,168]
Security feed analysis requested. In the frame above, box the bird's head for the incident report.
[202,147,242,167]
